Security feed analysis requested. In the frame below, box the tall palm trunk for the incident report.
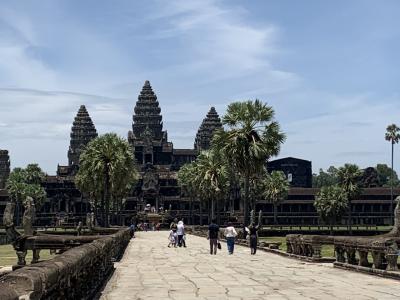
[199,197,203,226]
[211,198,215,220]
[347,203,352,235]
[100,191,105,227]
[391,142,394,226]
[273,202,278,225]
[244,169,250,228]
[104,164,110,228]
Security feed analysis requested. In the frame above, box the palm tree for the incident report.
[213,100,285,226]
[314,185,348,235]
[24,164,46,185]
[263,170,289,224]
[195,150,228,222]
[76,133,138,227]
[385,124,400,225]
[6,165,47,225]
[178,163,199,224]
[337,164,363,233]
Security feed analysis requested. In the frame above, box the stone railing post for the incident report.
[386,241,399,271]
[312,243,322,259]
[345,248,357,265]
[357,250,369,267]
[386,253,399,271]
[335,246,346,263]
[371,251,384,269]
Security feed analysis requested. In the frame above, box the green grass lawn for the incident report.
[260,236,335,258]
[260,236,379,263]
[0,244,56,267]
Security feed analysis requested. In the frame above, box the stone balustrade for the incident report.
[334,236,400,271]
[286,234,335,260]
[286,234,400,272]
[0,228,130,300]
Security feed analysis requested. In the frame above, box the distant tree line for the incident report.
[312,164,400,188]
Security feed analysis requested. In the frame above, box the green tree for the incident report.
[385,124,400,225]
[337,164,363,232]
[6,164,47,225]
[76,133,139,227]
[314,185,348,234]
[312,166,338,187]
[195,150,228,221]
[263,170,289,224]
[376,164,400,187]
[177,162,199,224]
[213,99,285,226]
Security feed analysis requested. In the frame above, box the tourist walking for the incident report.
[224,222,237,254]
[208,218,220,255]
[247,223,259,255]
[129,223,136,238]
[170,218,178,246]
[177,220,186,247]
[168,229,177,247]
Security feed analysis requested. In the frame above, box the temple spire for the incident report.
[68,105,98,167]
[194,107,223,151]
[131,80,164,141]
[0,150,10,189]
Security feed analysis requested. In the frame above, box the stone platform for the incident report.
[100,232,400,300]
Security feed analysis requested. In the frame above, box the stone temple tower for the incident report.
[130,80,166,142]
[194,107,223,151]
[0,150,10,189]
[67,105,98,168]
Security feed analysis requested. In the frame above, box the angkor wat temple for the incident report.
[0,81,399,226]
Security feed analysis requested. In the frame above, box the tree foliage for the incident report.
[312,166,338,188]
[376,164,400,187]
[314,185,348,231]
[385,124,400,145]
[178,149,229,221]
[75,133,139,227]
[6,164,47,209]
[212,99,285,225]
[263,170,289,224]
[337,164,363,201]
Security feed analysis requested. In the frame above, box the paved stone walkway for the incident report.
[100,232,400,300]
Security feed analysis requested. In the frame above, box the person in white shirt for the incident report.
[224,222,237,254]
[177,220,186,247]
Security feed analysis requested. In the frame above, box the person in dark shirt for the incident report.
[208,218,220,255]
[247,222,260,255]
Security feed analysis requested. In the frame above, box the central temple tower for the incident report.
[131,80,166,142]
[128,80,197,211]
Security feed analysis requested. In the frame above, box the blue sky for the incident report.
[0,0,399,174]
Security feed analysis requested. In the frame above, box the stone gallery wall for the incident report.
[0,228,130,300]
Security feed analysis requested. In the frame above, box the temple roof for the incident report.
[194,107,223,151]
[132,80,164,141]
[68,105,98,167]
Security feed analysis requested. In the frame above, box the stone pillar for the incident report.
[16,250,27,266]
[335,246,346,263]
[312,243,322,259]
[345,248,357,265]
[31,249,41,264]
[386,253,399,271]
[372,251,384,269]
[358,250,369,267]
